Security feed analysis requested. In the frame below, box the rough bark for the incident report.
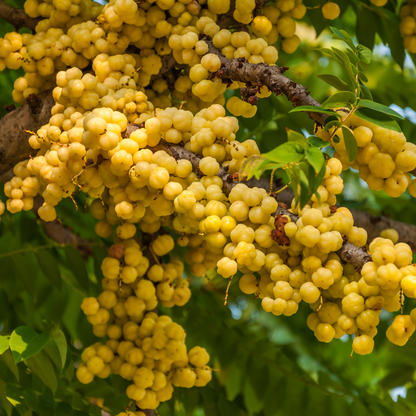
[0,0,40,31]
[0,90,54,175]
[273,205,372,270]
[125,125,237,194]
[205,39,327,125]
[337,242,372,272]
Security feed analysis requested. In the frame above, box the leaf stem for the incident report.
[275,182,291,195]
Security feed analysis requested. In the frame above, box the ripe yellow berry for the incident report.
[322,2,340,20]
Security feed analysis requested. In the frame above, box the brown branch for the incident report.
[274,187,416,252]
[205,39,327,124]
[337,242,371,272]
[274,204,372,270]
[33,196,93,257]
[0,89,54,175]
[0,0,40,31]
[125,125,236,195]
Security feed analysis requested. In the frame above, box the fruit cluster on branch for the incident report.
[205,39,326,123]
[1,0,416,414]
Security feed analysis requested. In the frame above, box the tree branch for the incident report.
[205,39,327,124]
[0,89,54,175]
[274,205,372,271]
[125,125,238,194]
[0,0,40,31]
[274,187,416,252]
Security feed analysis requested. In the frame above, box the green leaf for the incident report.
[321,92,356,109]
[375,8,405,68]
[37,395,55,416]
[286,167,300,203]
[358,72,368,83]
[315,47,338,60]
[308,136,330,148]
[289,106,340,116]
[69,411,90,416]
[306,147,325,174]
[325,120,342,131]
[345,49,359,65]
[0,381,12,416]
[224,348,249,401]
[35,250,62,291]
[310,163,327,204]
[24,389,38,412]
[360,83,373,101]
[11,254,36,296]
[357,44,372,64]
[354,108,401,132]
[342,126,358,163]
[330,27,356,50]
[331,47,351,69]
[298,165,311,209]
[0,336,10,354]
[64,246,90,294]
[357,100,404,120]
[316,74,352,92]
[287,129,308,147]
[243,377,263,414]
[10,327,50,363]
[355,3,376,50]
[263,142,305,164]
[5,385,28,415]
[25,350,57,394]
[239,156,285,181]
[55,402,73,416]
[49,327,67,371]
[93,246,107,283]
[0,349,19,382]
[218,395,240,416]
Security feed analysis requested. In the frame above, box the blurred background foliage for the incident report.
[2,0,416,415]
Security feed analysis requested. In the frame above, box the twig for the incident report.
[0,0,40,31]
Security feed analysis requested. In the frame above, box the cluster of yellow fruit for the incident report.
[400,0,416,53]
[24,0,102,28]
[362,239,416,346]
[214,156,344,280]
[0,0,310,116]
[3,160,40,214]
[15,60,267,238]
[304,235,416,354]
[233,0,305,53]
[0,2,104,104]
[316,113,416,198]
[76,239,211,411]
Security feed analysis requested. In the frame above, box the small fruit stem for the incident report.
[275,182,291,196]
[224,276,234,305]
[315,292,323,312]
[149,245,161,266]
[400,288,404,315]
[269,168,277,194]
[125,400,134,411]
